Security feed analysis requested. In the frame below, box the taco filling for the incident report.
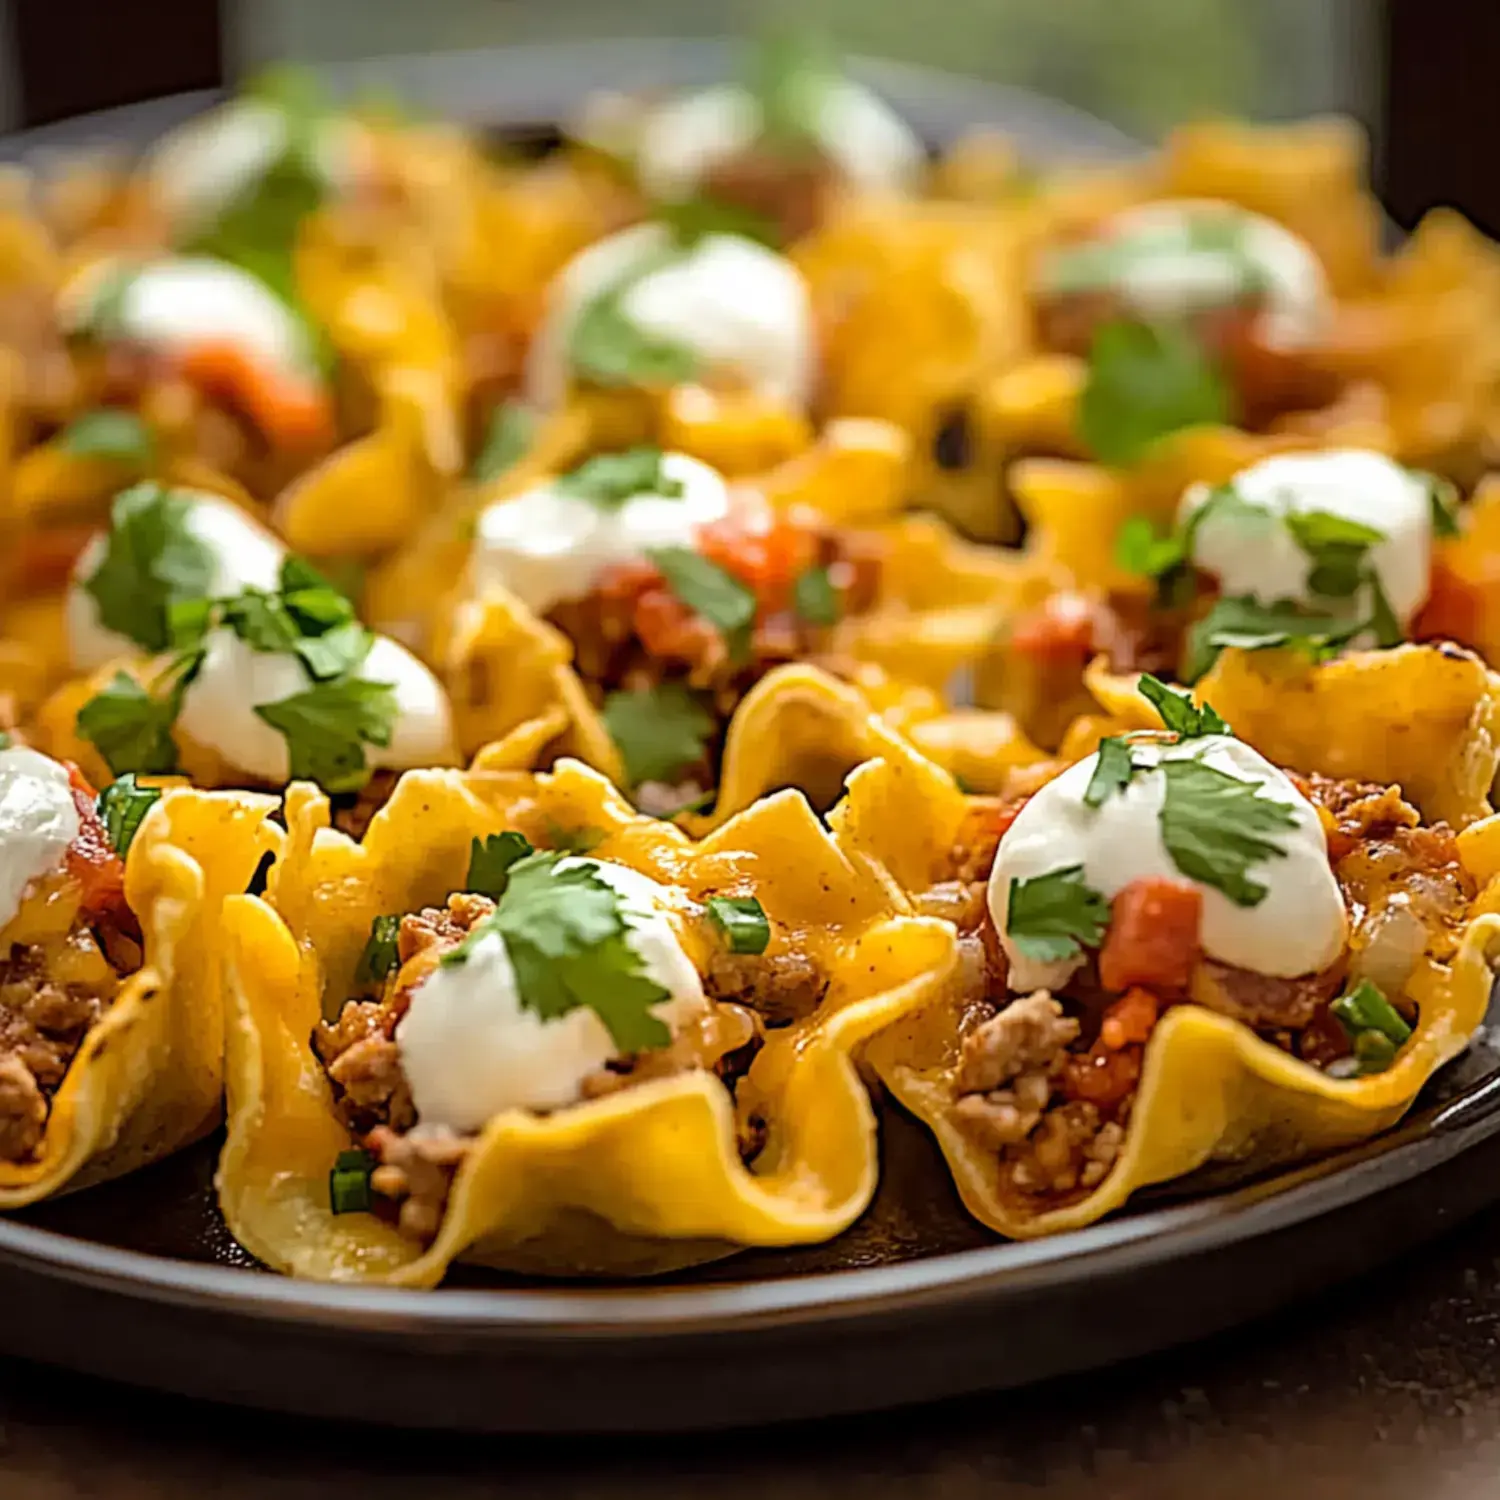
[312,833,822,1241]
[0,744,148,1161]
[927,677,1473,1204]
[471,446,887,812]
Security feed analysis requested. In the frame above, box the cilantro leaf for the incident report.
[1084,736,1138,808]
[647,546,757,659]
[706,895,771,954]
[95,773,163,857]
[1422,472,1462,539]
[448,853,673,1053]
[747,24,832,152]
[568,251,699,390]
[556,447,685,508]
[1366,572,1404,648]
[76,673,181,776]
[254,676,398,794]
[471,402,536,483]
[1180,595,1367,683]
[792,565,841,627]
[1157,757,1298,907]
[1077,320,1232,468]
[465,831,535,899]
[1004,865,1110,963]
[601,681,716,787]
[1138,673,1231,737]
[59,409,155,465]
[81,483,217,653]
[1115,515,1186,581]
[656,195,780,248]
[0,733,11,750]
[353,914,402,990]
[1284,509,1385,601]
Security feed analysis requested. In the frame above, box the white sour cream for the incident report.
[395,859,706,1130]
[63,256,319,383]
[1182,449,1432,627]
[472,451,735,618]
[1042,199,1332,353]
[0,748,81,934]
[524,222,815,412]
[175,629,455,786]
[989,733,1346,991]
[635,78,926,202]
[67,493,288,671]
[145,96,354,241]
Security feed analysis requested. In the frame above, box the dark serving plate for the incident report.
[3,39,1497,1434]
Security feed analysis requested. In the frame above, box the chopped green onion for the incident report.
[353,915,402,990]
[95,773,164,858]
[1331,978,1413,1048]
[1351,1029,1399,1075]
[329,1148,376,1214]
[706,896,771,955]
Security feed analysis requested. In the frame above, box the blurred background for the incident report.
[0,0,1490,231]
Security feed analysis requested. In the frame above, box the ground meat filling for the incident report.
[314,890,767,1242]
[944,772,1471,1201]
[545,518,888,810]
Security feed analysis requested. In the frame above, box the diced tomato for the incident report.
[1061,1044,1141,1110]
[1099,986,1160,1050]
[698,513,819,616]
[1008,592,1097,663]
[1098,876,1202,994]
[1411,556,1486,648]
[632,587,718,662]
[176,340,334,451]
[60,763,131,929]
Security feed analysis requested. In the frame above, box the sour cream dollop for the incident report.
[1182,449,1432,628]
[524,222,815,412]
[175,630,455,785]
[472,451,734,618]
[989,734,1346,992]
[145,96,355,241]
[395,860,705,1130]
[62,256,320,385]
[67,493,287,671]
[1040,199,1332,353]
[635,78,926,202]
[0,748,81,934]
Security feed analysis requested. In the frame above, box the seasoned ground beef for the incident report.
[0,934,121,1162]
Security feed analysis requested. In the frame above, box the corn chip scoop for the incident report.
[0,785,276,1208]
[848,643,1500,1240]
[215,761,957,1282]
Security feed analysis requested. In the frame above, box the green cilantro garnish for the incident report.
[1004,865,1110,963]
[76,672,184,777]
[656,195,780,249]
[747,24,832,152]
[1156,757,1298,907]
[329,1147,376,1215]
[1115,484,1268,607]
[353,914,402,991]
[94,773,163,858]
[444,853,673,1054]
[792,565,841,627]
[80,263,138,340]
[556,447,685,508]
[1422,473,1462,539]
[601,681,716,788]
[1138,674,1231,737]
[465,831,535,899]
[567,249,699,390]
[1077,320,1232,469]
[706,895,771,955]
[0,732,11,750]
[647,546,757,659]
[1083,736,1138,808]
[1283,509,1386,600]
[59,409,155,465]
[254,676,397,794]
[471,402,536,483]
[1180,594,1386,684]
[81,483,217,654]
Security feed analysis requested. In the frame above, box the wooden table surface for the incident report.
[3,1198,1500,1500]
